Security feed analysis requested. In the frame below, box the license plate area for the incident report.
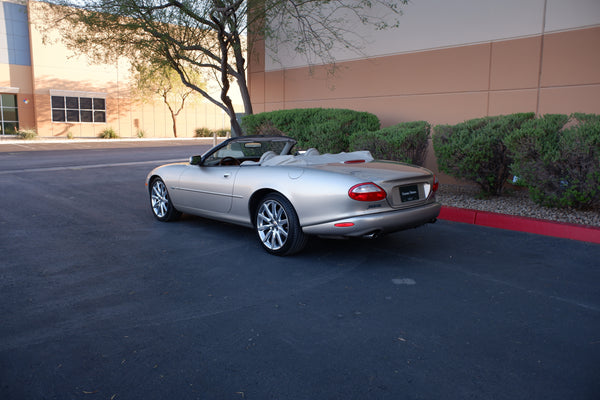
[400,185,419,202]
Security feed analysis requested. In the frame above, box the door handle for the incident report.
[223,173,231,178]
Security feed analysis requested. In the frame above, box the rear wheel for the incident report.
[255,193,307,256]
[149,178,181,222]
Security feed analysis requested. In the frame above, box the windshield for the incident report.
[201,136,297,166]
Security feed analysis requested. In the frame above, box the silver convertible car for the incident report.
[146,135,441,255]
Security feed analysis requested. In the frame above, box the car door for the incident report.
[174,165,240,214]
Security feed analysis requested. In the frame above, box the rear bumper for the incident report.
[302,202,441,237]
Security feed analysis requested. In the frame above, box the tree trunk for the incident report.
[230,113,242,137]
[170,109,178,138]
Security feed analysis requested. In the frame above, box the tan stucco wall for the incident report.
[0,1,238,138]
[0,63,35,130]
[250,26,600,128]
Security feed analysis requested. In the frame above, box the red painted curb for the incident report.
[438,206,600,244]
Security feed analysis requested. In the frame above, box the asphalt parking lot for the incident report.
[1,141,599,400]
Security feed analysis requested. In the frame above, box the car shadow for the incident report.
[164,213,436,259]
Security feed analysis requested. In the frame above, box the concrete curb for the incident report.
[439,206,600,244]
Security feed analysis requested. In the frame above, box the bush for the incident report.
[433,113,535,196]
[195,128,230,138]
[99,127,119,139]
[349,121,431,165]
[253,120,286,136]
[506,114,600,209]
[241,108,380,153]
[195,127,212,137]
[17,129,37,140]
[303,120,352,154]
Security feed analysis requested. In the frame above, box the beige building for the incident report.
[0,0,239,138]
[248,0,600,129]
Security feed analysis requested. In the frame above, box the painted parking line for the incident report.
[0,159,186,175]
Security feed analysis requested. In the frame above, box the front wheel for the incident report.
[149,178,181,222]
[255,193,307,256]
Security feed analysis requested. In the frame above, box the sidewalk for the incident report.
[0,136,223,150]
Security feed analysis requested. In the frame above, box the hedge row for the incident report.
[434,113,600,210]
[242,108,380,153]
[195,127,229,137]
[506,113,600,209]
[242,108,600,210]
[433,113,536,196]
[241,108,430,163]
[349,121,431,165]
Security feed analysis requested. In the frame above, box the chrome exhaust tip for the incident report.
[363,231,381,239]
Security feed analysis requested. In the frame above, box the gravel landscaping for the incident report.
[437,184,600,228]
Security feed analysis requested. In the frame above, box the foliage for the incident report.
[263,1,407,71]
[242,108,380,153]
[195,127,212,137]
[132,63,204,137]
[99,127,119,139]
[17,129,38,140]
[195,128,229,138]
[506,114,600,209]
[433,113,535,196]
[40,0,406,136]
[253,120,286,137]
[349,121,430,165]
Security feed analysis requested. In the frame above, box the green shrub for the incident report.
[506,114,600,209]
[241,108,380,152]
[195,127,212,137]
[17,129,37,140]
[99,127,119,139]
[195,128,229,138]
[433,113,535,196]
[349,121,430,165]
[253,120,285,136]
[303,120,351,154]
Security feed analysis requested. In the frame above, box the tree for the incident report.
[132,63,204,137]
[43,0,406,136]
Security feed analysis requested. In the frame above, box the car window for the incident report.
[203,140,295,166]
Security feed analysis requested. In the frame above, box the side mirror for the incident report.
[189,155,203,165]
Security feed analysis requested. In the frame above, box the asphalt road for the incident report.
[1,142,599,400]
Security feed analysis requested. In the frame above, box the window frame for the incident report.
[50,92,107,124]
[0,93,19,135]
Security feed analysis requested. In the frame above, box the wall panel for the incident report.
[539,85,600,115]
[488,90,538,116]
[490,37,541,90]
[541,27,600,87]
[253,27,600,130]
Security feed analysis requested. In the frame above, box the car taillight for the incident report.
[432,175,439,193]
[348,183,387,202]
[344,159,366,164]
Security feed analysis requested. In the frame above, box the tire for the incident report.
[149,178,181,222]
[255,193,308,256]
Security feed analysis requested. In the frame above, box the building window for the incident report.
[0,94,19,135]
[51,95,106,123]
